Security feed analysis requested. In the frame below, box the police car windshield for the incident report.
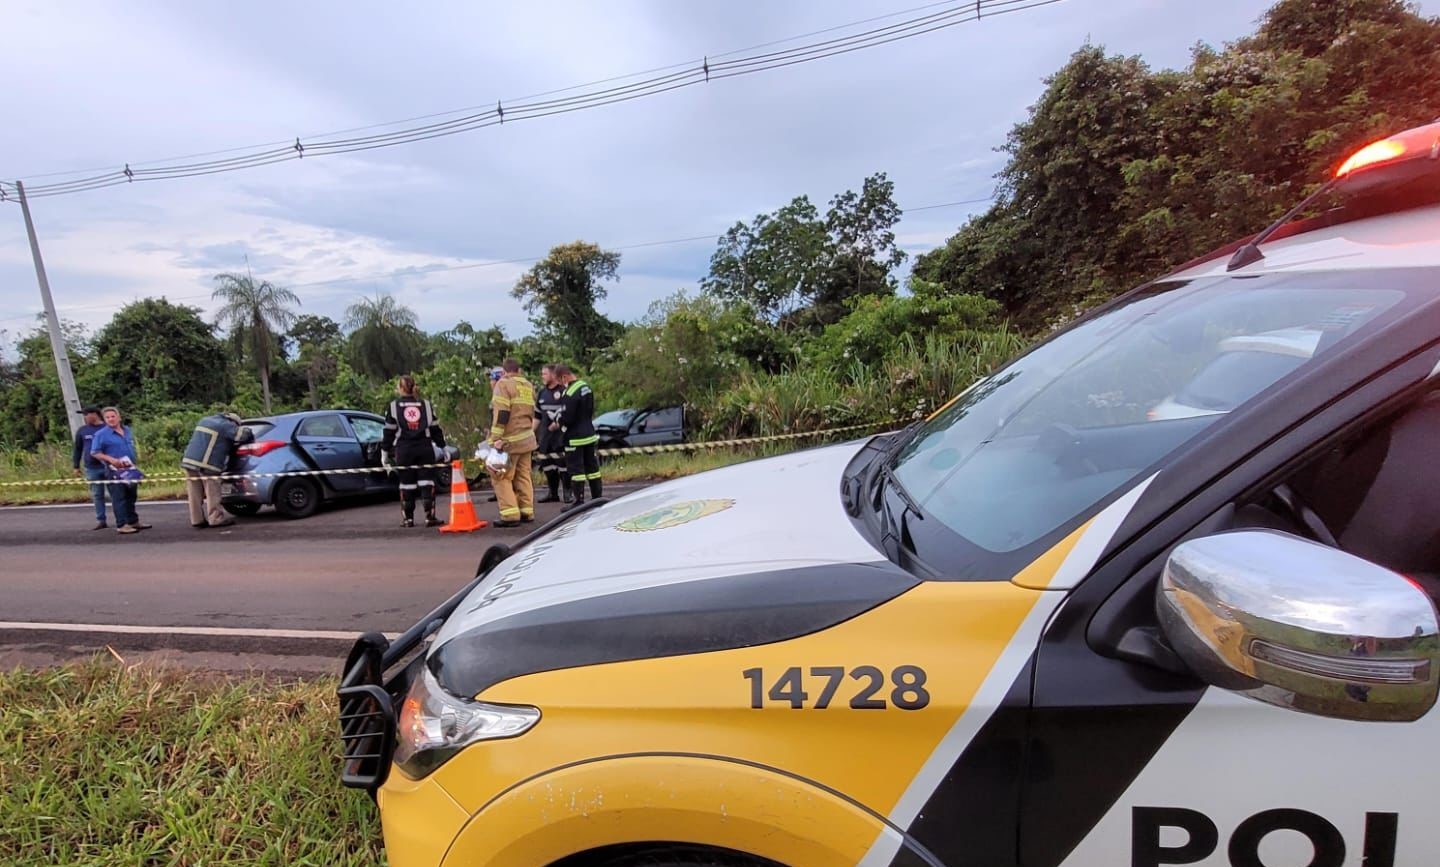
[890,276,1402,554]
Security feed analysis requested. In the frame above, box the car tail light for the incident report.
[236,439,287,457]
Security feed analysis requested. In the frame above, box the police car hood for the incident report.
[427,441,918,698]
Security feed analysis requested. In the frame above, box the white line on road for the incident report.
[0,620,401,641]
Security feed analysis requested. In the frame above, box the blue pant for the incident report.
[84,466,108,524]
[108,480,138,527]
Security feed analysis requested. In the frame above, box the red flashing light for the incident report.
[1336,121,1440,179]
[236,439,287,457]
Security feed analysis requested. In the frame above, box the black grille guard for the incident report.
[337,498,608,792]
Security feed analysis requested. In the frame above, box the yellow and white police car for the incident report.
[340,121,1440,867]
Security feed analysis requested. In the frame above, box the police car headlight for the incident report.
[393,666,540,780]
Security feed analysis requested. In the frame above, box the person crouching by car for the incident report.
[180,411,253,529]
[382,374,447,528]
[90,406,151,535]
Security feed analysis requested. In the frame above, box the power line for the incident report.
[0,0,986,184]
[0,195,995,328]
[0,0,1062,201]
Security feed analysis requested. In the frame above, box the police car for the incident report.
[340,121,1440,867]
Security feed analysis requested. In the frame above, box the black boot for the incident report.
[589,478,603,500]
[561,480,574,504]
[401,491,416,527]
[562,487,586,512]
[537,470,561,503]
[424,504,441,527]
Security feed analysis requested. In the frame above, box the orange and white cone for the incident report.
[439,460,487,533]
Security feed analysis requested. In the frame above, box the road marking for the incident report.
[0,620,401,641]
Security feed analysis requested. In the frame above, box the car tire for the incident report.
[222,502,260,517]
[274,478,320,519]
[599,847,775,867]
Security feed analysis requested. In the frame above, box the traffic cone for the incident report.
[439,460,487,533]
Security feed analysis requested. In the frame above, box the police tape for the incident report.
[0,420,890,489]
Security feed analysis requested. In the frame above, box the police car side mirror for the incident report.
[1156,530,1440,722]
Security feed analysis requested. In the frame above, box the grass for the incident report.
[0,443,187,506]
[0,659,383,867]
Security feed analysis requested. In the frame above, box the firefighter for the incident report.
[552,363,601,509]
[382,374,446,528]
[534,363,571,504]
[488,358,539,527]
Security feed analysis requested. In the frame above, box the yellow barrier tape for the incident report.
[0,421,890,489]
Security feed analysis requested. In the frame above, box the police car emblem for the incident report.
[616,498,734,532]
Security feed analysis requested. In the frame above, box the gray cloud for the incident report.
[6,0,1433,348]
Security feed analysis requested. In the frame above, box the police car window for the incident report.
[297,415,346,438]
[891,277,1401,554]
[348,417,384,444]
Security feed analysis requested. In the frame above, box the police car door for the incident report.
[1021,344,1440,867]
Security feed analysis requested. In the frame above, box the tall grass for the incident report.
[0,660,383,866]
[0,442,187,505]
[702,327,1027,439]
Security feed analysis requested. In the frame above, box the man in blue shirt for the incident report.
[90,406,151,535]
[71,405,109,530]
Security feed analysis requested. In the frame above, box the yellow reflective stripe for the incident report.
[490,426,505,437]
[504,431,534,443]
[498,507,520,518]
[492,397,512,408]
[568,435,599,446]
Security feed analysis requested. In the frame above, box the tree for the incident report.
[702,196,831,322]
[212,273,300,413]
[288,314,343,410]
[914,0,1440,330]
[511,242,623,364]
[703,174,905,328]
[428,321,511,367]
[91,299,230,411]
[820,172,905,319]
[344,293,425,382]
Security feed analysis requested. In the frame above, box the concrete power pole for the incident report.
[16,181,84,439]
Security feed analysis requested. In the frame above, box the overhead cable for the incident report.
[2,0,1062,201]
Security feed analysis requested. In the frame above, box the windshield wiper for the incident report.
[871,459,929,573]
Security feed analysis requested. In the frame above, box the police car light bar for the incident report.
[1335,120,1440,179]
[1228,119,1440,272]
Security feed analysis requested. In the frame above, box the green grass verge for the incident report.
[0,659,383,866]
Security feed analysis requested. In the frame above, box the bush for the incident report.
[805,287,1003,370]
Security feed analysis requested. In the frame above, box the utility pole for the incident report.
[16,181,83,439]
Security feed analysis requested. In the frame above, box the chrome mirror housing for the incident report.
[1157,529,1440,722]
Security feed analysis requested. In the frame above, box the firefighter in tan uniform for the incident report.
[487,358,538,527]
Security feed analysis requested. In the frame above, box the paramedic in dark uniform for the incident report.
[553,363,601,508]
[534,363,571,504]
[382,374,446,528]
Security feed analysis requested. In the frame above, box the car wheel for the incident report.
[274,479,320,519]
[222,502,260,517]
[600,847,776,867]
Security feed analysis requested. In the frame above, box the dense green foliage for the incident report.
[4,0,1431,457]
[912,0,1440,329]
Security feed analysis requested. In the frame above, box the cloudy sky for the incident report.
[3,0,1430,349]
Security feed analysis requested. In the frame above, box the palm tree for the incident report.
[212,273,300,412]
[345,293,423,381]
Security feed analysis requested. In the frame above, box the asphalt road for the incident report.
[0,483,651,674]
